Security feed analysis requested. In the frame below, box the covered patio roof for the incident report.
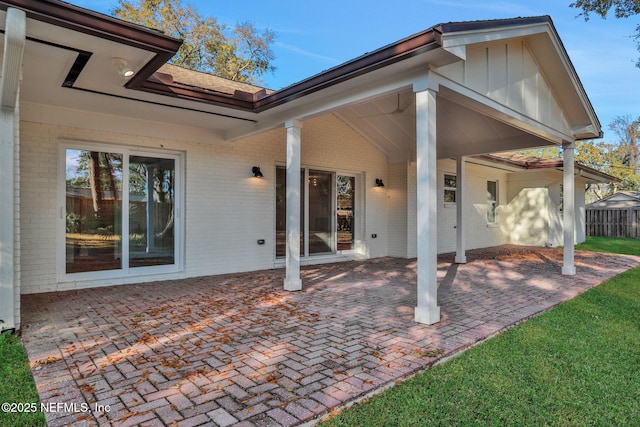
[0,2,600,148]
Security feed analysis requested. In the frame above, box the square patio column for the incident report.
[284,120,303,291]
[562,142,576,275]
[0,7,26,332]
[455,156,467,264]
[414,77,441,325]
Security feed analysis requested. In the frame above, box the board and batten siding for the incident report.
[438,39,570,136]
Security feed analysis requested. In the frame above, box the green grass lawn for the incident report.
[324,238,640,426]
[0,333,46,427]
[576,236,640,256]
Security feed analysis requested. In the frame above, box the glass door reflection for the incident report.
[308,170,333,254]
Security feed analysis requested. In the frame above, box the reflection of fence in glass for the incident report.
[65,149,123,273]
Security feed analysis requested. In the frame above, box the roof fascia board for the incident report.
[0,0,181,52]
[139,80,256,111]
[476,154,619,183]
[130,26,442,115]
[533,21,602,139]
[252,28,442,112]
[440,23,548,51]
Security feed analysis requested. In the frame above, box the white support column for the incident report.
[455,156,467,264]
[562,142,576,275]
[284,120,303,291]
[414,76,441,325]
[0,8,26,332]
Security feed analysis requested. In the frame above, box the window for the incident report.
[276,167,356,258]
[487,180,498,223]
[62,144,182,277]
[444,174,456,203]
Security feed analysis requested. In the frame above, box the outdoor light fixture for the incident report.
[111,57,135,78]
[375,178,385,187]
[252,166,264,178]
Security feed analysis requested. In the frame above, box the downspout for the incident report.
[0,7,26,332]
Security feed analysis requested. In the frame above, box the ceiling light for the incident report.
[111,57,135,78]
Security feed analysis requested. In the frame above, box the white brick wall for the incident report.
[436,160,509,253]
[393,159,508,258]
[505,170,587,246]
[387,163,408,258]
[19,113,388,293]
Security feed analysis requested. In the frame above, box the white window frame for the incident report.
[444,173,457,205]
[58,141,184,282]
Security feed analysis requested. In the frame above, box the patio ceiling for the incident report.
[335,89,553,163]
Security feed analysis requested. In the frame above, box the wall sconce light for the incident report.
[375,178,385,187]
[252,166,264,178]
[111,57,135,78]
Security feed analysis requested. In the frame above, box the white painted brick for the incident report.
[19,113,389,293]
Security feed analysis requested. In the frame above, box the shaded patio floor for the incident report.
[21,246,640,427]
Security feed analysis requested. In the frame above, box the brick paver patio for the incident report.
[21,246,640,426]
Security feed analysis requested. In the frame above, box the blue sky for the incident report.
[72,0,640,141]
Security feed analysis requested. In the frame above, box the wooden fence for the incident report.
[586,208,640,238]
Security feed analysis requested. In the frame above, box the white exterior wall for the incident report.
[387,162,408,258]
[502,187,551,246]
[505,170,587,246]
[389,159,508,258]
[436,160,509,253]
[19,113,388,294]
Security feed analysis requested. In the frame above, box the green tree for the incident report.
[516,129,640,202]
[604,115,640,191]
[113,0,275,84]
[570,0,640,66]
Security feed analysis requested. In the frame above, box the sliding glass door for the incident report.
[64,145,181,277]
[276,167,356,258]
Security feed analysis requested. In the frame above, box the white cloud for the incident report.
[275,42,340,64]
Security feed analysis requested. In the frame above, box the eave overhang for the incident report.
[0,0,182,86]
[476,154,619,184]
